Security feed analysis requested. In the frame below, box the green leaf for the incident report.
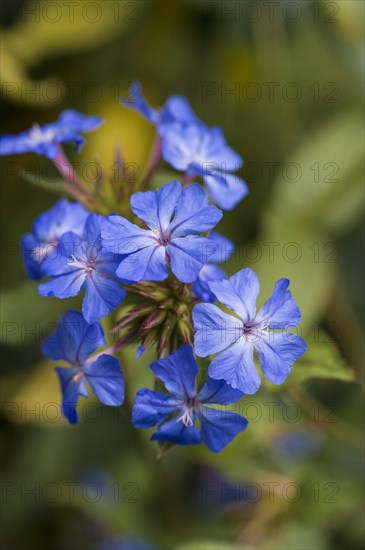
[270,107,364,236]
[0,281,79,346]
[21,169,65,195]
[283,329,355,386]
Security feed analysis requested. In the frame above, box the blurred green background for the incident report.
[0,1,364,549]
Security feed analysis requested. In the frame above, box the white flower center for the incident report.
[152,228,170,247]
[176,397,197,427]
[242,318,270,342]
[31,240,57,263]
[28,124,56,145]
[67,254,95,273]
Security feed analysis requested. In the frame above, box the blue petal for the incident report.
[40,231,84,277]
[131,180,181,233]
[192,264,227,303]
[208,268,260,322]
[120,82,160,124]
[21,233,44,280]
[198,407,248,452]
[42,310,105,365]
[162,123,243,177]
[32,199,89,242]
[34,141,60,159]
[159,95,198,129]
[169,184,222,237]
[162,95,197,123]
[84,354,124,406]
[150,345,198,400]
[151,416,202,446]
[82,212,104,242]
[255,279,302,329]
[132,388,180,428]
[57,109,103,133]
[198,377,244,405]
[53,132,85,151]
[204,172,248,210]
[195,126,243,169]
[38,269,86,299]
[0,112,101,159]
[55,366,86,424]
[162,122,208,171]
[0,131,58,158]
[93,253,124,278]
[208,339,261,394]
[116,244,167,282]
[255,332,307,385]
[167,235,215,284]
[136,345,145,359]
[0,132,32,155]
[193,303,243,357]
[101,215,155,255]
[83,273,126,323]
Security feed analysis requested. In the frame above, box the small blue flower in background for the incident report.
[101,180,222,284]
[39,213,126,323]
[121,83,248,211]
[43,310,124,424]
[0,109,103,159]
[21,199,89,279]
[162,122,248,210]
[193,231,234,303]
[98,535,155,550]
[120,81,199,134]
[193,268,307,394]
[272,428,325,460]
[133,345,248,452]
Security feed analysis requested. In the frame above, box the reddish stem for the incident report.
[85,340,125,364]
[53,145,83,189]
[181,173,195,188]
[140,135,162,189]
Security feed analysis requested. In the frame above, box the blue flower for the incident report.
[120,81,199,134]
[39,213,126,323]
[98,536,155,550]
[21,199,89,280]
[133,345,248,453]
[272,429,324,460]
[193,268,307,394]
[101,180,222,284]
[42,310,124,423]
[121,83,247,210]
[162,122,248,210]
[192,231,234,303]
[0,109,103,159]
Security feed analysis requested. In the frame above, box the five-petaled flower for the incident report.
[120,81,200,135]
[21,199,89,280]
[1,93,309,450]
[120,82,248,211]
[0,109,103,159]
[193,268,307,394]
[133,345,248,452]
[162,122,248,210]
[39,213,126,323]
[43,310,124,424]
[101,180,222,284]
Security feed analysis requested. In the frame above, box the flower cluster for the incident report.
[2,84,306,453]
